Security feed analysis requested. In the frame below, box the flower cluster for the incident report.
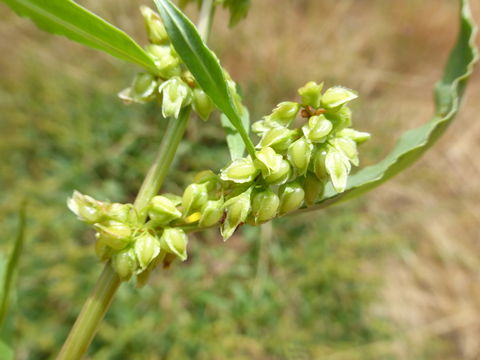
[68,82,370,284]
[118,6,217,121]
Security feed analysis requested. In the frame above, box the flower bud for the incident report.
[148,195,182,225]
[199,198,224,227]
[182,183,209,216]
[312,147,328,181]
[325,148,350,193]
[321,86,358,109]
[158,77,192,119]
[220,157,259,184]
[146,45,181,79]
[263,159,292,185]
[279,181,305,215]
[298,81,323,108]
[259,127,298,152]
[255,147,283,177]
[160,228,188,261]
[140,6,169,45]
[106,203,138,224]
[303,172,325,206]
[304,115,333,143]
[331,137,359,166]
[288,137,313,176]
[336,128,371,144]
[251,188,280,224]
[134,231,161,270]
[221,187,252,241]
[94,221,132,250]
[192,88,215,121]
[67,191,106,224]
[266,102,300,127]
[113,248,138,281]
[118,73,158,104]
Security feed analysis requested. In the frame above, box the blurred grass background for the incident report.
[0,0,479,359]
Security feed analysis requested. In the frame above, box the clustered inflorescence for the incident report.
[68,6,371,285]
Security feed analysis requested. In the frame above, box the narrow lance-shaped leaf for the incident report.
[153,0,256,158]
[1,0,159,74]
[220,107,250,161]
[297,0,478,214]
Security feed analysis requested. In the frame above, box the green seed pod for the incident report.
[279,181,305,215]
[146,45,181,79]
[331,137,359,166]
[325,105,352,130]
[336,128,371,144]
[304,115,333,143]
[255,146,283,177]
[220,157,259,184]
[303,172,325,206]
[106,203,138,224]
[94,221,132,250]
[158,77,192,119]
[267,101,300,127]
[67,191,107,224]
[199,198,224,227]
[113,248,138,281]
[251,188,280,224]
[288,137,313,176]
[140,6,169,45]
[160,228,188,261]
[182,183,209,216]
[221,187,252,241]
[263,159,292,185]
[134,231,161,270]
[148,195,182,226]
[192,88,215,121]
[259,127,298,152]
[321,86,358,110]
[325,148,350,193]
[298,81,324,108]
[312,147,328,181]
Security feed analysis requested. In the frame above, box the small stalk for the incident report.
[197,0,215,42]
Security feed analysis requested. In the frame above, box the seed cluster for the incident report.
[68,81,370,284]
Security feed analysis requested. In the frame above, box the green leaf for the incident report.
[300,0,479,213]
[221,107,250,161]
[153,0,256,158]
[1,0,159,74]
[0,203,27,330]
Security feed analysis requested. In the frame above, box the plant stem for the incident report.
[134,107,191,220]
[57,108,191,359]
[197,0,215,42]
[57,265,121,360]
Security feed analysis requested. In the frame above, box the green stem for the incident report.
[57,265,121,360]
[57,108,191,359]
[197,0,215,42]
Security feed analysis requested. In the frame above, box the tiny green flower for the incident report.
[259,126,298,152]
[288,137,313,176]
[113,248,138,281]
[266,101,300,127]
[263,159,292,185]
[220,157,259,184]
[106,203,138,224]
[321,86,358,109]
[337,128,371,144]
[251,188,280,224]
[67,191,106,224]
[279,181,305,215]
[251,120,273,134]
[160,228,188,261]
[298,81,323,108]
[331,137,359,166]
[158,77,192,119]
[94,221,132,250]
[325,147,351,193]
[148,195,182,225]
[312,147,328,181]
[182,183,209,216]
[140,6,169,45]
[221,187,252,241]
[134,231,161,270]
[303,172,325,206]
[325,105,352,130]
[192,88,215,121]
[199,198,224,227]
[146,45,181,79]
[304,115,333,143]
[255,146,283,177]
